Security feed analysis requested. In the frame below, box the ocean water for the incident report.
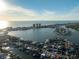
[7,21,79,59]
[9,21,79,27]
[8,21,79,43]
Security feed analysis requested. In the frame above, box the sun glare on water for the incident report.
[0,20,9,29]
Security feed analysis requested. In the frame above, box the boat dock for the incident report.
[7,35,79,59]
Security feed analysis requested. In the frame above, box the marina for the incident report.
[0,21,79,59]
[0,0,79,58]
[0,34,79,59]
[10,37,79,59]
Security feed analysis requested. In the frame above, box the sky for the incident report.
[0,0,79,21]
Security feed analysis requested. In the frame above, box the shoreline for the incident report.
[0,22,79,59]
[2,35,79,59]
[0,32,79,59]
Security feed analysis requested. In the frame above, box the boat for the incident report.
[10,37,79,59]
[55,26,71,36]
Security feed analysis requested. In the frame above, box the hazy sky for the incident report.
[0,0,79,21]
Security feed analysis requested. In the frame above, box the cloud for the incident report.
[0,0,79,21]
[0,0,7,13]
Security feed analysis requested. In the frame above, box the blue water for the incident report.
[7,21,79,59]
[8,21,79,43]
[9,21,79,27]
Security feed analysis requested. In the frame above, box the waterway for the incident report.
[7,21,79,59]
[8,28,79,44]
